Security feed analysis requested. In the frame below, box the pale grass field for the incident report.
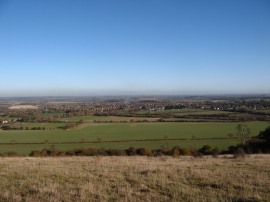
[0,155,269,202]
[9,105,39,109]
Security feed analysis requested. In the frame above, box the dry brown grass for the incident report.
[0,155,269,202]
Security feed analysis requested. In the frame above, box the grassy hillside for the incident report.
[0,155,269,201]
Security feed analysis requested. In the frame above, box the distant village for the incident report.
[1,96,270,125]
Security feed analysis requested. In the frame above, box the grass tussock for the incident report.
[0,155,269,201]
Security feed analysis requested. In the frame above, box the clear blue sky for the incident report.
[0,0,269,96]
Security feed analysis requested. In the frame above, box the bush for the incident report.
[75,148,99,156]
[40,149,51,156]
[50,149,65,156]
[227,146,237,154]
[152,148,170,156]
[126,147,136,156]
[1,125,11,130]
[179,148,192,156]
[211,147,220,157]
[171,146,180,157]
[97,148,108,156]
[65,150,76,156]
[106,149,126,156]
[29,150,41,157]
[136,148,152,156]
[233,148,246,158]
[198,145,213,155]
[2,151,20,157]
[258,126,270,140]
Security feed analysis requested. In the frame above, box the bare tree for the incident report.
[236,124,251,145]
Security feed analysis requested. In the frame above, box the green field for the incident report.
[60,115,159,122]
[255,109,270,114]
[135,109,233,116]
[0,120,269,154]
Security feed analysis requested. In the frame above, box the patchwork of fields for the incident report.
[0,115,269,154]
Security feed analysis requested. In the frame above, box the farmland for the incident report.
[0,97,270,202]
[0,119,269,154]
[1,96,270,155]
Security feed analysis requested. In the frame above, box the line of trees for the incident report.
[1,125,45,130]
[28,145,220,157]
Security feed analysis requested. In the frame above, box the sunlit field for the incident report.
[0,121,269,154]
[0,155,269,202]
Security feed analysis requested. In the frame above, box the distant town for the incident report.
[1,95,270,126]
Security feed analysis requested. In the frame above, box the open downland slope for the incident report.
[0,155,269,202]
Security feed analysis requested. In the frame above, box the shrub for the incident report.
[258,126,270,140]
[96,148,107,156]
[41,149,51,156]
[233,148,246,158]
[179,148,192,156]
[79,148,99,156]
[211,147,220,157]
[1,125,11,130]
[198,145,213,155]
[50,149,65,156]
[29,150,41,157]
[65,150,76,156]
[136,148,152,156]
[228,146,237,154]
[106,149,126,156]
[126,147,136,156]
[171,146,180,157]
[5,151,20,157]
[152,148,170,156]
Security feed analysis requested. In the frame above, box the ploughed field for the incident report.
[0,116,269,154]
[0,155,269,201]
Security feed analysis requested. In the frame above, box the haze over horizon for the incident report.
[0,0,270,97]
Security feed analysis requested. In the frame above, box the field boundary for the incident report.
[0,137,236,145]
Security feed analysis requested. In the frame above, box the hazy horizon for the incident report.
[0,0,269,97]
[1,90,270,98]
